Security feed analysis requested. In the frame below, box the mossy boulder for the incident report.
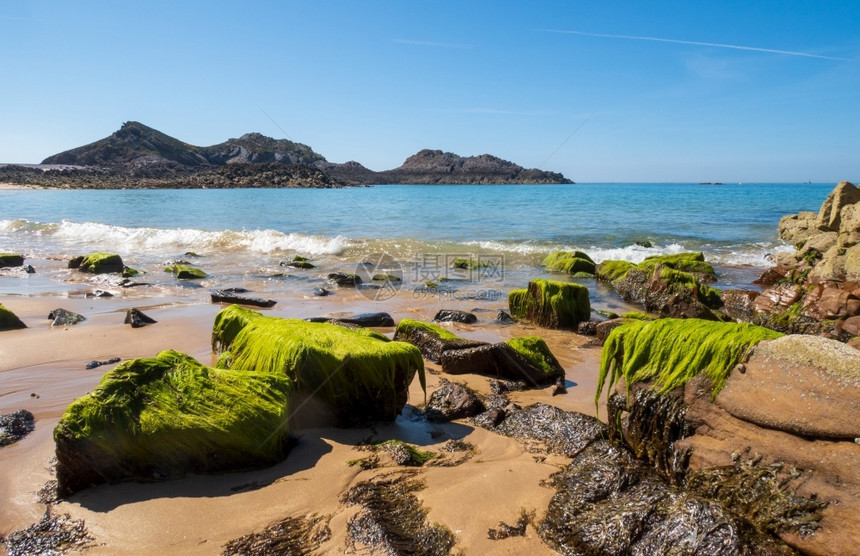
[53,350,293,495]
[451,258,489,270]
[0,253,24,268]
[0,304,26,330]
[213,305,424,425]
[440,336,565,386]
[597,318,783,408]
[542,251,596,275]
[508,279,590,329]
[392,319,485,363]
[595,260,636,284]
[68,253,125,274]
[165,263,207,279]
[615,264,723,320]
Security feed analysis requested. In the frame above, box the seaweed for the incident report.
[378,440,436,466]
[508,278,590,329]
[686,455,827,537]
[597,319,783,410]
[222,513,332,555]
[0,303,26,330]
[487,509,533,540]
[341,472,456,555]
[54,350,293,495]
[213,305,424,425]
[1,506,95,555]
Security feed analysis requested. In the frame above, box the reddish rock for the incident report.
[753,265,792,286]
[753,282,802,314]
[802,285,860,320]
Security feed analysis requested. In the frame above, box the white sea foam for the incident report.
[3,219,350,256]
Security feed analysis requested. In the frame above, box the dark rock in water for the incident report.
[221,287,250,294]
[433,309,477,324]
[69,253,125,274]
[86,289,113,298]
[124,308,157,328]
[539,440,795,555]
[49,308,85,326]
[85,357,121,370]
[313,287,331,297]
[636,240,653,248]
[307,312,395,327]
[480,403,607,458]
[495,310,516,324]
[280,259,315,269]
[210,290,277,308]
[0,252,24,268]
[23,264,36,274]
[424,380,485,422]
[327,272,362,287]
[0,409,35,446]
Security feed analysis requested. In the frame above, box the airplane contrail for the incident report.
[542,29,848,61]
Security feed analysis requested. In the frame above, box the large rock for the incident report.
[717,335,860,440]
[801,284,860,320]
[440,336,565,385]
[603,329,860,554]
[541,250,596,275]
[392,319,485,363]
[817,180,860,231]
[0,253,24,268]
[0,304,26,330]
[614,264,722,320]
[508,278,590,329]
[54,350,293,495]
[68,253,125,274]
[214,305,423,425]
[779,211,820,246]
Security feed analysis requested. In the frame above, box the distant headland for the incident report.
[0,121,573,189]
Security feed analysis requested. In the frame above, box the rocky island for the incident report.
[0,121,572,189]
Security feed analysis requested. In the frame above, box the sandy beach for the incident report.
[0,287,605,554]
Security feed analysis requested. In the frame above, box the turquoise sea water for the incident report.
[0,183,834,297]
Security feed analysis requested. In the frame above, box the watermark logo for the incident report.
[355,252,505,302]
[355,252,404,301]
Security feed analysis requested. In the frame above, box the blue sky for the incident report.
[1,1,858,182]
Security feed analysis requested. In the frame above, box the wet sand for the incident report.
[0,290,604,554]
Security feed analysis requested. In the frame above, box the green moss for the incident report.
[508,279,590,329]
[164,263,207,279]
[72,253,125,274]
[638,252,715,277]
[372,274,402,282]
[595,260,635,283]
[395,318,462,341]
[620,311,656,321]
[542,250,595,266]
[0,304,27,330]
[658,266,722,306]
[597,319,783,410]
[122,266,139,278]
[54,350,292,490]
[286,261,315,269]
[292,255,310,262]
[0,253,24,268]
[212,305,424,425]
[452,257,489,270]
[504,336,563,379]
[378,439,436,466]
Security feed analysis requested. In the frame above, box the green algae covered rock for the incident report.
[0,253,24,268]
[393,319,485,363]
[508,279,590,329]
[68,252,124,274]
[637,252,715,278]
[542,250,596,275]
[504,336,564,380]
[165,263,207,279]
[597,318,783,408]
[0,304,26,330]
[54,350,292,495]
[595,260,636,284]
[213,305,424,425]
